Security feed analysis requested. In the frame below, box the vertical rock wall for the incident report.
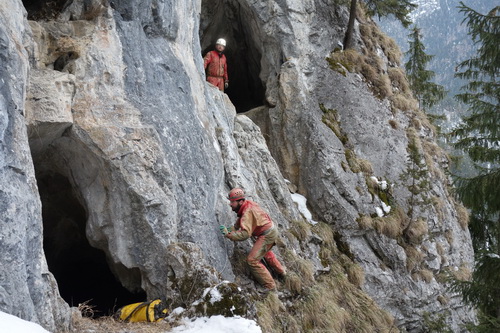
[0,0,475,332]
[0,0,70,330]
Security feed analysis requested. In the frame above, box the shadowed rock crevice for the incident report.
[22,0,68,20]
[200,0,266,113]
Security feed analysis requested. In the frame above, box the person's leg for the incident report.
[247,235,276,289]
[262,228,285,275]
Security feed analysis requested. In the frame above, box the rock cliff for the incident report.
[0,0,475,332]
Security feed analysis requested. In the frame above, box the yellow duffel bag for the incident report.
[116,299,168,323]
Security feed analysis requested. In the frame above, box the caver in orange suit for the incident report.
[203,50,228,91]
[223,188,285,290]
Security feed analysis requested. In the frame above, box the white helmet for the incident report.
[216,38,226,47]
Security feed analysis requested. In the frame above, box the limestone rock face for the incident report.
[0,0,474,332]
[0,1,70,330]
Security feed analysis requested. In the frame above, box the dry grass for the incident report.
[418,269,434,283]
[320,104,349,144]
[313,222,336,248]
[70,315,172,333]
[444,229,454,246]
[290,219,311,242]
[345,261,365,287]
[357,215,373,229]
[452,263,472,281]
[455,202,469,230]
[436,242,445,257]
[405,245,424,272]
[388,67,410,94]
[437,295,449,305]
[431,196,445,225]
[282,248,315,286]
[390,93,418,112]
[405,218,428,244]
[372,207,406,239]
[255,293,287,333]
[389,119,399,129]
[345,149,372,174]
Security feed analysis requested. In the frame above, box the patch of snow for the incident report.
[171,307,185,315]
[0,311,51,333]
[381,202,391,214]
[209,287,222,304]
[380,180,388,190]
[375,206,384,217]
[291,193,317,225]
[171,315,262,333]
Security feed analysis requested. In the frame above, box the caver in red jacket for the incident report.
[226,198,286,290]
[203,50,228,91]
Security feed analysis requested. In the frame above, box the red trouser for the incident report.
[247,227,285,289]
[207,76,225,91]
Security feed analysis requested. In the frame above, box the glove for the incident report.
[220,225,229,235]
[224,81,229,89]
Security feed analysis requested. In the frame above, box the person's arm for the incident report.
[226,211,252,241]
[223,55,228,85]
[203,52,211,69]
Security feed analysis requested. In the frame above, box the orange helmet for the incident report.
[228,188,245,201]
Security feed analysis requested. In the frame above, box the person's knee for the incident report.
[247,256,260,267]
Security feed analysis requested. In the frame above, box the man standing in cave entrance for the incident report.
[220,188,286,292]
[203,38,229,92]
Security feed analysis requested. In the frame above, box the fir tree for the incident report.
[344,0,417,49]
[405,26,447,111]
[450,3,500,331]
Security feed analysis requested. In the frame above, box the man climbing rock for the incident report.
[220,188,286,291]
[203,38,229,92]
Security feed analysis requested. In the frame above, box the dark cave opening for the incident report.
[200,0,266,113]
[37,171,145,317]
[22,0,67,20]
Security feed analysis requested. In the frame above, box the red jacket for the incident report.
[203,50,228,91]
[227,200,273,241]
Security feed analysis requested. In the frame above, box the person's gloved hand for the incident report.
[220,225,229,235]
[224,81,229,89]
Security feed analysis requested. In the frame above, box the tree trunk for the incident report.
[343,0,357,50]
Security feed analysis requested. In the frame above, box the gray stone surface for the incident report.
[0,0,475,332]
[0,1,70,331]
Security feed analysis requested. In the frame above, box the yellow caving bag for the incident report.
[115,299,168,323]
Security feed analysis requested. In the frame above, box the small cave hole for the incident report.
[37,171,145,317]
[53,51,79,73]
[22,0,68,21]
[200,0,266,113]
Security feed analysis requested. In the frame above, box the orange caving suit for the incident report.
[203,50,228,91]
[226,200,285,289]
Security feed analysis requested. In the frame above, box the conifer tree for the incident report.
[450,3,500,331]
[344,0,417,49]
[405,26,446,111]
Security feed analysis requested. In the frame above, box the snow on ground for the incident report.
[0,311,50,333]
[1,310,262,333]
[291,193,317,224]
[171,316,262,333]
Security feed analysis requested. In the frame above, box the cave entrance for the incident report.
[22,0,67,20]
[37,170,145,317]
[200,0,266,113]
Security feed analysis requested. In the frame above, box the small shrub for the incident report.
[437,295,449,305]
[388,67,410,94]
[405,217,428,244]
[389,119,399,129]
[455,203,469,230]
[419,269,434,283]
[444,229,454,246]
[405,245,424,272]
[390,93,417,112]
[357,215,373,229]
